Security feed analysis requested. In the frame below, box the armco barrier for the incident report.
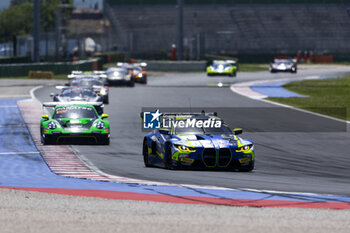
[146,61,206,71]
[0,59,101,77]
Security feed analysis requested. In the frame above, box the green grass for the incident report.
[238,63,268,72]
[268,75,350,120]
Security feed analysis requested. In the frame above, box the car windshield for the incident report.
[203,123,232,135]
[174,119,231,135]
[61,89,96,98]
[107,68,126,75]
[53,106,97,119]
[175,125,204,134]
[213,62,228,66]
[275,60,292,65]
[72,79,103,86]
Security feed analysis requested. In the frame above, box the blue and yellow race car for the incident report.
[142,112,254,171]
[206,60,238,77]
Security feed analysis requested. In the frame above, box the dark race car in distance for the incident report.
[270,59,297,73]
[106,67,134,87]
[51,87,103,103]
[67,78,110,104]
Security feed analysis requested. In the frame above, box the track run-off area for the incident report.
[1,65,350,212]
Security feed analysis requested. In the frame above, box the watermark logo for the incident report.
[143,109,162,129]
[163,118,222,129]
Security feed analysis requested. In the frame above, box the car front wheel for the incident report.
[143,140,150,167]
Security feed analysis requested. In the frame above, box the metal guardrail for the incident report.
[0,59,101,77]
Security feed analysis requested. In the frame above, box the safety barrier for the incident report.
[0,59,102,77]
[146,60,206,71]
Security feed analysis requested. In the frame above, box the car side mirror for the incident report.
[233,128,243,135]
[42,114,49,120]
[101,114,108,119]
[64,83,70,86]
[50,93,56,98]
[159,129,170,135]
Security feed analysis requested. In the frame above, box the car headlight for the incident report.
[209,66,214,71]
[48,122,56,129]
[236,144,253,152]
[138,73,143,78]
[175,144,196,152]
[96,121,105,129]
[225,66,231,71]
[100,89,107,95]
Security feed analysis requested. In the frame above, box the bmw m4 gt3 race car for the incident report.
[40,102,110,145]
[142,112,255,171]
[206,60,238,77]
[270,59,297,73]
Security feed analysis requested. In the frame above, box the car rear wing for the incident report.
[118,62,147,68]
[42,101,104,115]
[68,73,107,80]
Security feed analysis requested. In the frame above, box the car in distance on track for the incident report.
[106,67,134,87]
[40,102,110,145]
[130,65,147,84]
[68,78,110,104]
[142,112,255,171]
[117,62,148,84]
[269,59,297,73]
[51,87,103,103]
[206,60,238,77]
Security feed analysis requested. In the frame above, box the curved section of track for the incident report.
[34,67,350,195]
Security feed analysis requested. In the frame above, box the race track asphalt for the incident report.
[33,67,350,195]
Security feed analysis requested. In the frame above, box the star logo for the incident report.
[150,109,162,122]
[143,109,162,129]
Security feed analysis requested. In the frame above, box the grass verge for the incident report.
[267,75,350,121]
[238,63,268,72]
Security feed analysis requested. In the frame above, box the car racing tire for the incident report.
[103,96,109,104]
[238,162,254,172]
[100,137,110,145]
[128,78,135,87]
[42,135,54,145]
[229,71,237,77]
[143,140,151,167]
[141,76,147,84]
[165,144,175,170]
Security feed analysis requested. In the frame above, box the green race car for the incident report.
[40,102,110,145]
[206,60,238,77]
